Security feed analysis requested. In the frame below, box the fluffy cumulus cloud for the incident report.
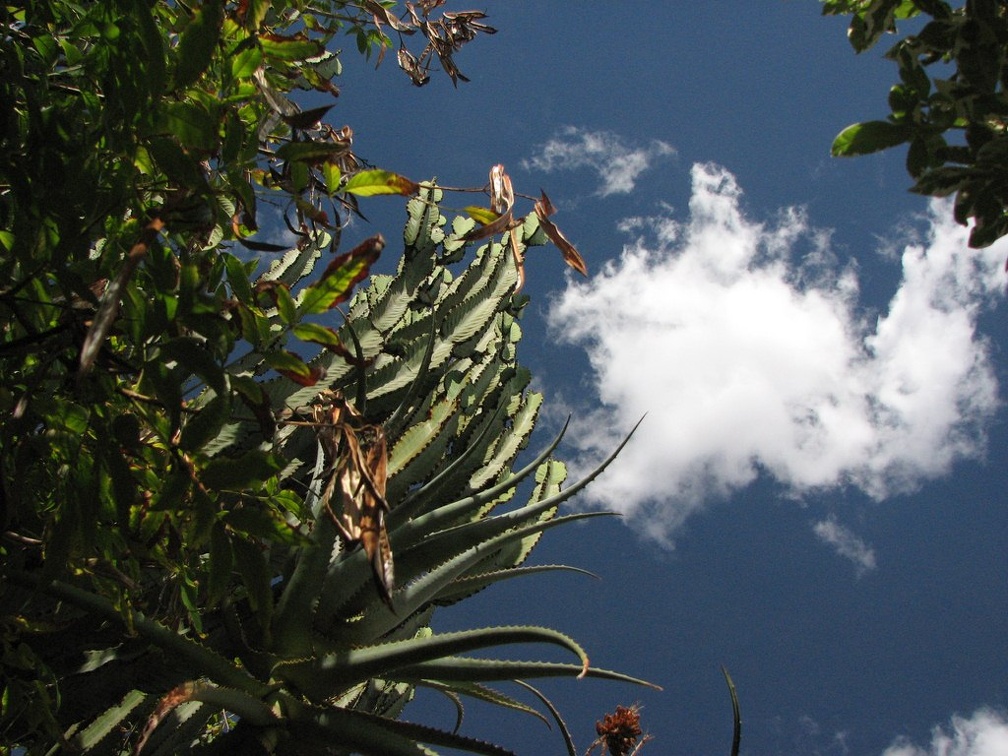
[521,126,675,196]
[813,516,877,576]
[882,709,1008,756]
[548,162,1007,544]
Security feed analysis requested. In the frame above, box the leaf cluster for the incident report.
[824,0,1008,247]
[0,2,647,754]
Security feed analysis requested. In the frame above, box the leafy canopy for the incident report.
[0,2,643,754]
[823,0,1008,247]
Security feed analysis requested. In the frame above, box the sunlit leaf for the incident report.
[298,234,383,314]
[292,322,343,349]
[464,206,500,226]
[322,162,341,196]
[264,350,326,385]
[230,45,263,79]
[831,120,911,157]
[343,169,419,197]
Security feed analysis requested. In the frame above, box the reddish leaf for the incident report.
[291,322,364,364]
[299,234,384,314]
[134,683,201,755]
[266,351,326,386]
[461,209,519,242]
[253,279,289,309]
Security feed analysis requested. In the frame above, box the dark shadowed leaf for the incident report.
[280,104,335,129]
[260,33,324,61]
[201,449,284,490]
[174,2,224,89]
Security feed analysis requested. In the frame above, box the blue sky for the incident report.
[322,3,1007,754]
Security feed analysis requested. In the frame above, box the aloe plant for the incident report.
[3,184,653,755]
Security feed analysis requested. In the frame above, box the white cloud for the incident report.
[813,516,877,576]
[882,709,1008,756]
[548,162,1006,545]
[521,126,675,197]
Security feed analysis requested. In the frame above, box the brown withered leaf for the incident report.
[534,191,588,277]
[132,682,201,756]
[397,45,429,86]
[313,392,394,608]
[489,163,514,213]
[461,209,519,243]
[79,217,164,377]
[363,0,413,32]
[489,164,526,289]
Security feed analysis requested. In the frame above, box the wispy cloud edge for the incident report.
[813,516,877,576]
[882,708,1008,756]
[521,126,676,197]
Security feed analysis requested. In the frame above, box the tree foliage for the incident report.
[823,0,1008,247]
[0,2,646,753]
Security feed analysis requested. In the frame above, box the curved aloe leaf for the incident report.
[392,658,661,689]
[294,703,515,756]
[276,625,592,696]
[513,680,576,756]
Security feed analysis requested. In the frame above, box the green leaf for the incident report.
[278,626,592,693]
[232,537,274,630]
[297,235,383,314]
[159,337,227,394]
[264,350,326,386]
[180,393,231,452]
[174,1,224,90]
[162,101,217,151]
[200,449,283,490]
[831,120,911,156]
[241,0,270,30]
[344,169,420,197]
[292,322,343,348]
[224,252,255,303]
[464,206,501,226]
[207,522,233,607]
[275,141,348,163]
[260,33,324,61]
[65,689,147,751]
[321,162,341,196]
[275,283,297,324]
[146,136,208,188]
[230,44,263,79]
